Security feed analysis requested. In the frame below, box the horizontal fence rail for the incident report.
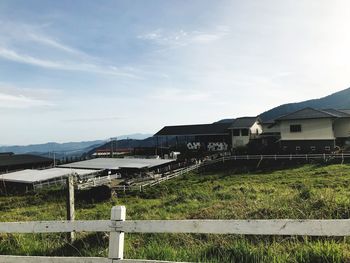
[113,219,350,236]
[0,220,110,233]
[113,164,200,192]
[2,206,350,262]
[198,153,350,168]
[112,154,350,191]
[0,256,178,263]
[2,218,350,236]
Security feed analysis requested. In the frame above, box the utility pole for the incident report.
[110,139,113,158]
[110,137,117,158]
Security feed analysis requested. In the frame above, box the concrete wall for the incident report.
[232,134,250,148]
[334,118,350,138]
[261,123,280,134]
[280,140,335,153]
[280,118,335,141]
[232,121,262,148]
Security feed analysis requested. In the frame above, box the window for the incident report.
[241,129,249,136]
[325,146,331,151]
[296,146,301,151]
[233,129,240,136]
[290,124,302,133]
[310,146,316,151]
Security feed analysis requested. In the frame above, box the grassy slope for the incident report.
[2,164,350,262]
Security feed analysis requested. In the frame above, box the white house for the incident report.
[275,107,350,153]
[228,117,262,148]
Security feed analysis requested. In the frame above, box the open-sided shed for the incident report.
[59,158,174,170]
[0,167,100,192]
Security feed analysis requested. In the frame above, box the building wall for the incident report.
[334,118,350,138]
[250,121,263,135]
[232,121,262,148]
[232,134,250,148]
[280,118,335,141]
[280,140,335,153]
[261,123,280,134]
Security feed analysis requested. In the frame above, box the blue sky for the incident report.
[0,0,350,145]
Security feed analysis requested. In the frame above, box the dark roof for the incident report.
[322,109,350,117]
[154,123,232,136]
[261,119,275,125]
[336,109,350,116]
[0,154,53,168]
[275,107,340,121]
[275,107,350,121]
[228,117,258,129]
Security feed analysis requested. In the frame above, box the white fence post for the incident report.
[66,175,75,242]
[108,206,126,260]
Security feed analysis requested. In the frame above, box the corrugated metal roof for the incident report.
[228,117,258,129]
[59,158,174,170]
[0,168,99,184]
[154,123,232,136]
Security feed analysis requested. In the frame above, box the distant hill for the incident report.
[259,87,350,121]
[0,141,105,155]
[214,118,235,124]
[0,133,153,159]
[111,133,153,140]
[87,136,174,156]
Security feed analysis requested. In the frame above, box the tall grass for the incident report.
[1,163,350,262]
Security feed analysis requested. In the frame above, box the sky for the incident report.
[0,0,350,145]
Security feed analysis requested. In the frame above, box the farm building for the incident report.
[0,153,53,173]
[59,158,176,177]
[154,122,232,153]
[0,167,100,193]
[228,117,262,148]
[275,107,350,153]
[154,108,350,154]
[255,120,281,153]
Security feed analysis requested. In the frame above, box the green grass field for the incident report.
[2,163,350,262]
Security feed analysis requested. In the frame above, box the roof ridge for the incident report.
[274,107,313,120]
[321,108,350,118]
[315,108,340,117]
[275,107,337,121]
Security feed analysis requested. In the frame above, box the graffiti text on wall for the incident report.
[187,142,201,150]
[207,142,228,151]
[187,142,228,151]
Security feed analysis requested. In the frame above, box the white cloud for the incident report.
[26,32,86,57]
[0,84,57,109]
[0,21,138,78]
[0,92,52,109]
[138,26,230,48]
[62,116,122,123]
[150,88,211,102]
[0,47,137,78]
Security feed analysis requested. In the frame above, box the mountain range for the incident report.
[2,87,350,158]
[259,87,350,121]
[0,133,152,159]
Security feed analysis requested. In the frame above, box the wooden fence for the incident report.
[113,164,201,192]
[1,206,350,262]
[113,153,350,192]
